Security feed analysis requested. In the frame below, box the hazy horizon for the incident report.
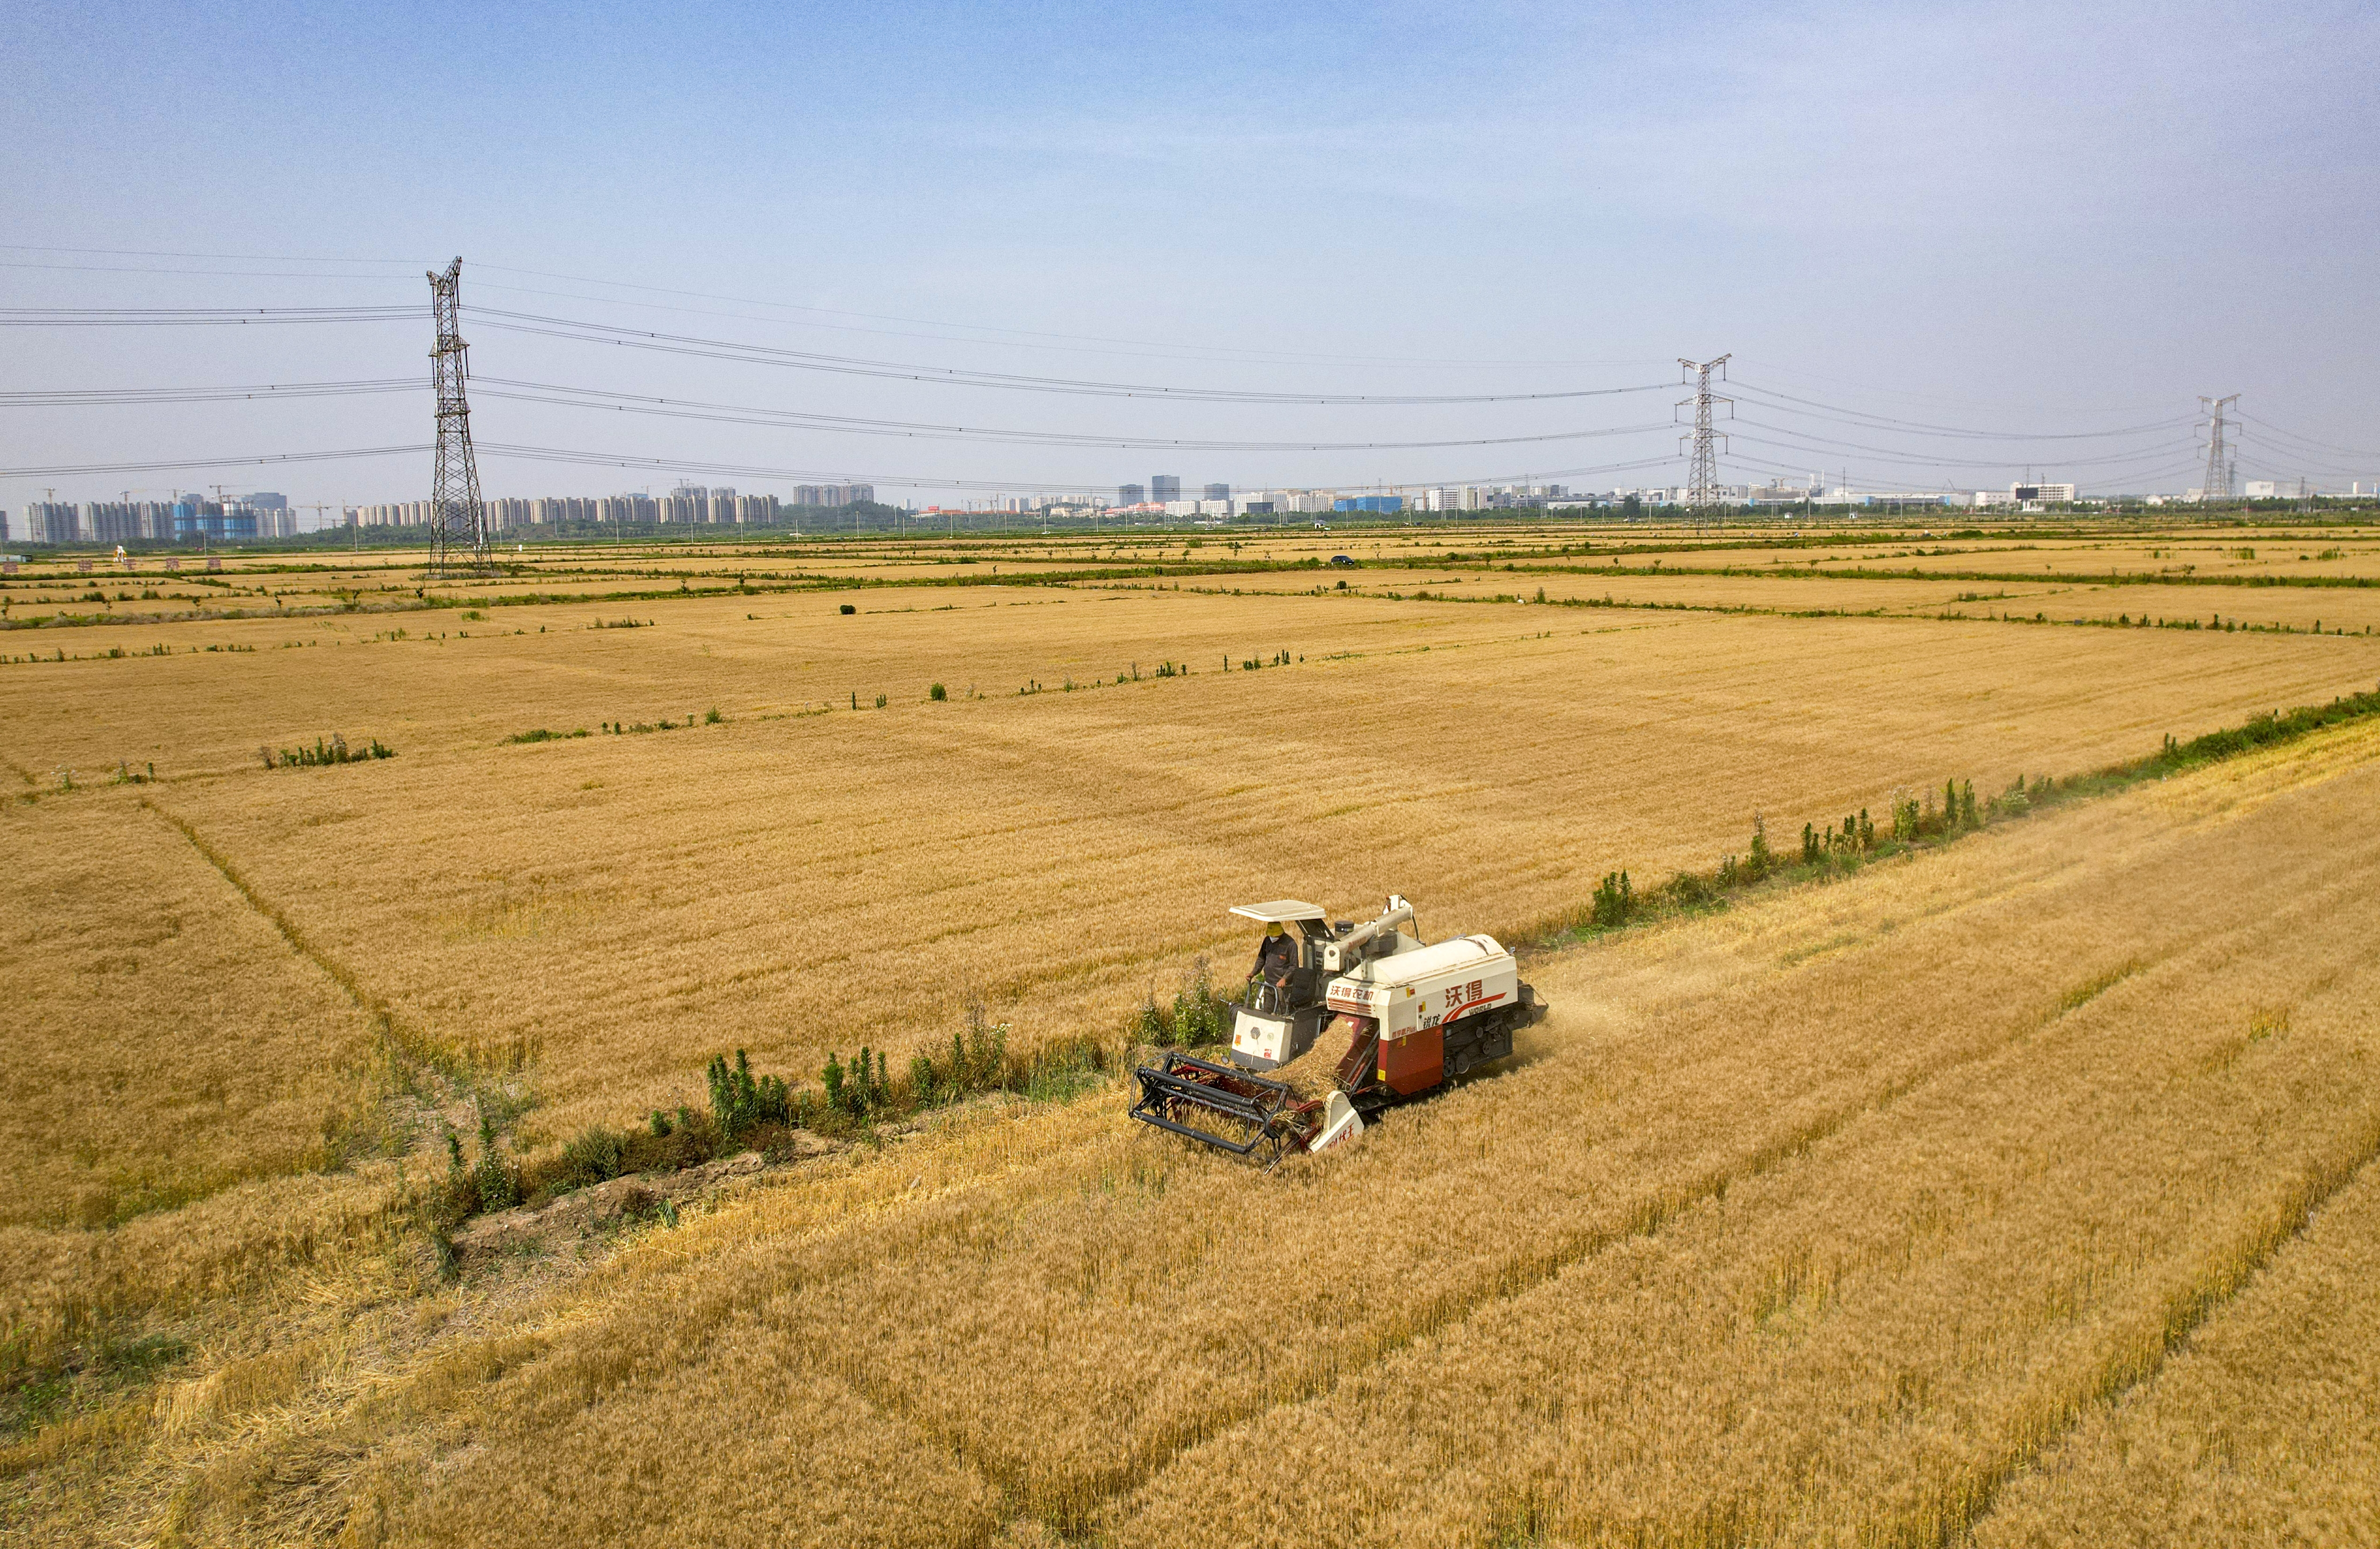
[6,0,2377,513]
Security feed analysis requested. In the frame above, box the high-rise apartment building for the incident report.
[81,503,141,542]
[24,502,79,543]
[1150,475,1181,504]
[356,501,435,526]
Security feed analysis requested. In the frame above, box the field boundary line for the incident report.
[1457,839,2380,1549]
[1056,945,2170,1536]
[1947,1113,2380,1548]
[1078,725,2380,1532]
[136,795,469,1079]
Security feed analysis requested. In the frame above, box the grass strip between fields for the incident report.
[411,679,2380,1263]
[1522,683,2380,952]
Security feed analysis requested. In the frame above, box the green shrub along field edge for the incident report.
[1528,682,2380,947]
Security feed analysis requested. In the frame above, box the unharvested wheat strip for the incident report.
[1098,756,2380,1548]
[354,1102,1138,1544]
[376,1362,1002,1549]
[760,768,2380,1530]
[56,588,2373,1148]
[333,735,2380,1539]
[1968,1128,2380,1546]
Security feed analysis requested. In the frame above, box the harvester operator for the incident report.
[1250,922,1297,1012]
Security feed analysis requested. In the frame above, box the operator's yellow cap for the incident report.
[1265,922,1285,936]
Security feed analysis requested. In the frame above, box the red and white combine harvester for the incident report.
[1131,895,1546,1166]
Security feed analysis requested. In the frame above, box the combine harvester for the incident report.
[1131,895,1546,1166]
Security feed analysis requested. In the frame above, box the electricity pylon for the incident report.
[427,257,491,575]
[2198,394,2238,507]
[1678,354,1732,529]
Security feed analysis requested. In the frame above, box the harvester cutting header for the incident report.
[1131,895,1546,1165]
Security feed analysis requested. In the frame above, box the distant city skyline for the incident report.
[4,2,2375,511]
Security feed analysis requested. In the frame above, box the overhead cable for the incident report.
[0,244,1661,367]
[2235,413,2380,463]
[463,307,1672,405]
[0,444,431,477]
[0,378,422,406]
[1729,380,2195,441]
[468,377,1673,452]
[1729,422,2201,471]
[476,442,1689,495]
[0,305,425,326]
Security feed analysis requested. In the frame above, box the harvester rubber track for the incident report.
[1129,1051,1318,1168]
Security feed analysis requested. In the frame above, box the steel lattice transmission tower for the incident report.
[426,257,491,575]
[1678,354,1732,528]
[2198,393,2239,507]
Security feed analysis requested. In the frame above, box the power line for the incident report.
[467,262,1669,370]
[0,367,1672,452]
[472,442,1692,496]
[462,307,1673,406]
[1728,359,2178,418]
[0,444,431,477]
[0,259,422,282]
[0,244,1663,368]
[0,378,421,406]
[1728,380,2194,442]
[465,377,1673,452]
[1727,425,2201,471]
[2235,412,2380,462]
[0,304,424,326]
[0,242,418,265]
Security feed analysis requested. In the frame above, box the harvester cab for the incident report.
[1225,895,1420,1069]
[1131,895,1545,1167]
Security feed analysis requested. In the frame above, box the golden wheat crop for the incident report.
[8,584,2371,1159]
[1971,1159,2380,1546]
[6,527,2379,1546]
[0,790,378,1230]
[86,712,2366,1549]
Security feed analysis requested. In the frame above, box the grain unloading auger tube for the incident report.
[1130,895,1545,1165]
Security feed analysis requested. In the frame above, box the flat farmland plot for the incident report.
[8,526,2380,1548]
[0,790,380,1230]
[12,593,2364,1146]
[184,715,2380,1549]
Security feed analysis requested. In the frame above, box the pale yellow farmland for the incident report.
[12,710,2373,1547]
[7,584,2375,1152]
[0,795,381,1230]
[1281,568,2380,634]
[4,523,2378,1547]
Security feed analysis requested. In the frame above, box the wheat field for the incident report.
[12,712,2365,1547]
[3,521,2377,1545]
[7,585,2370,1153]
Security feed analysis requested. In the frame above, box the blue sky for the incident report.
[5,0,2377,506]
